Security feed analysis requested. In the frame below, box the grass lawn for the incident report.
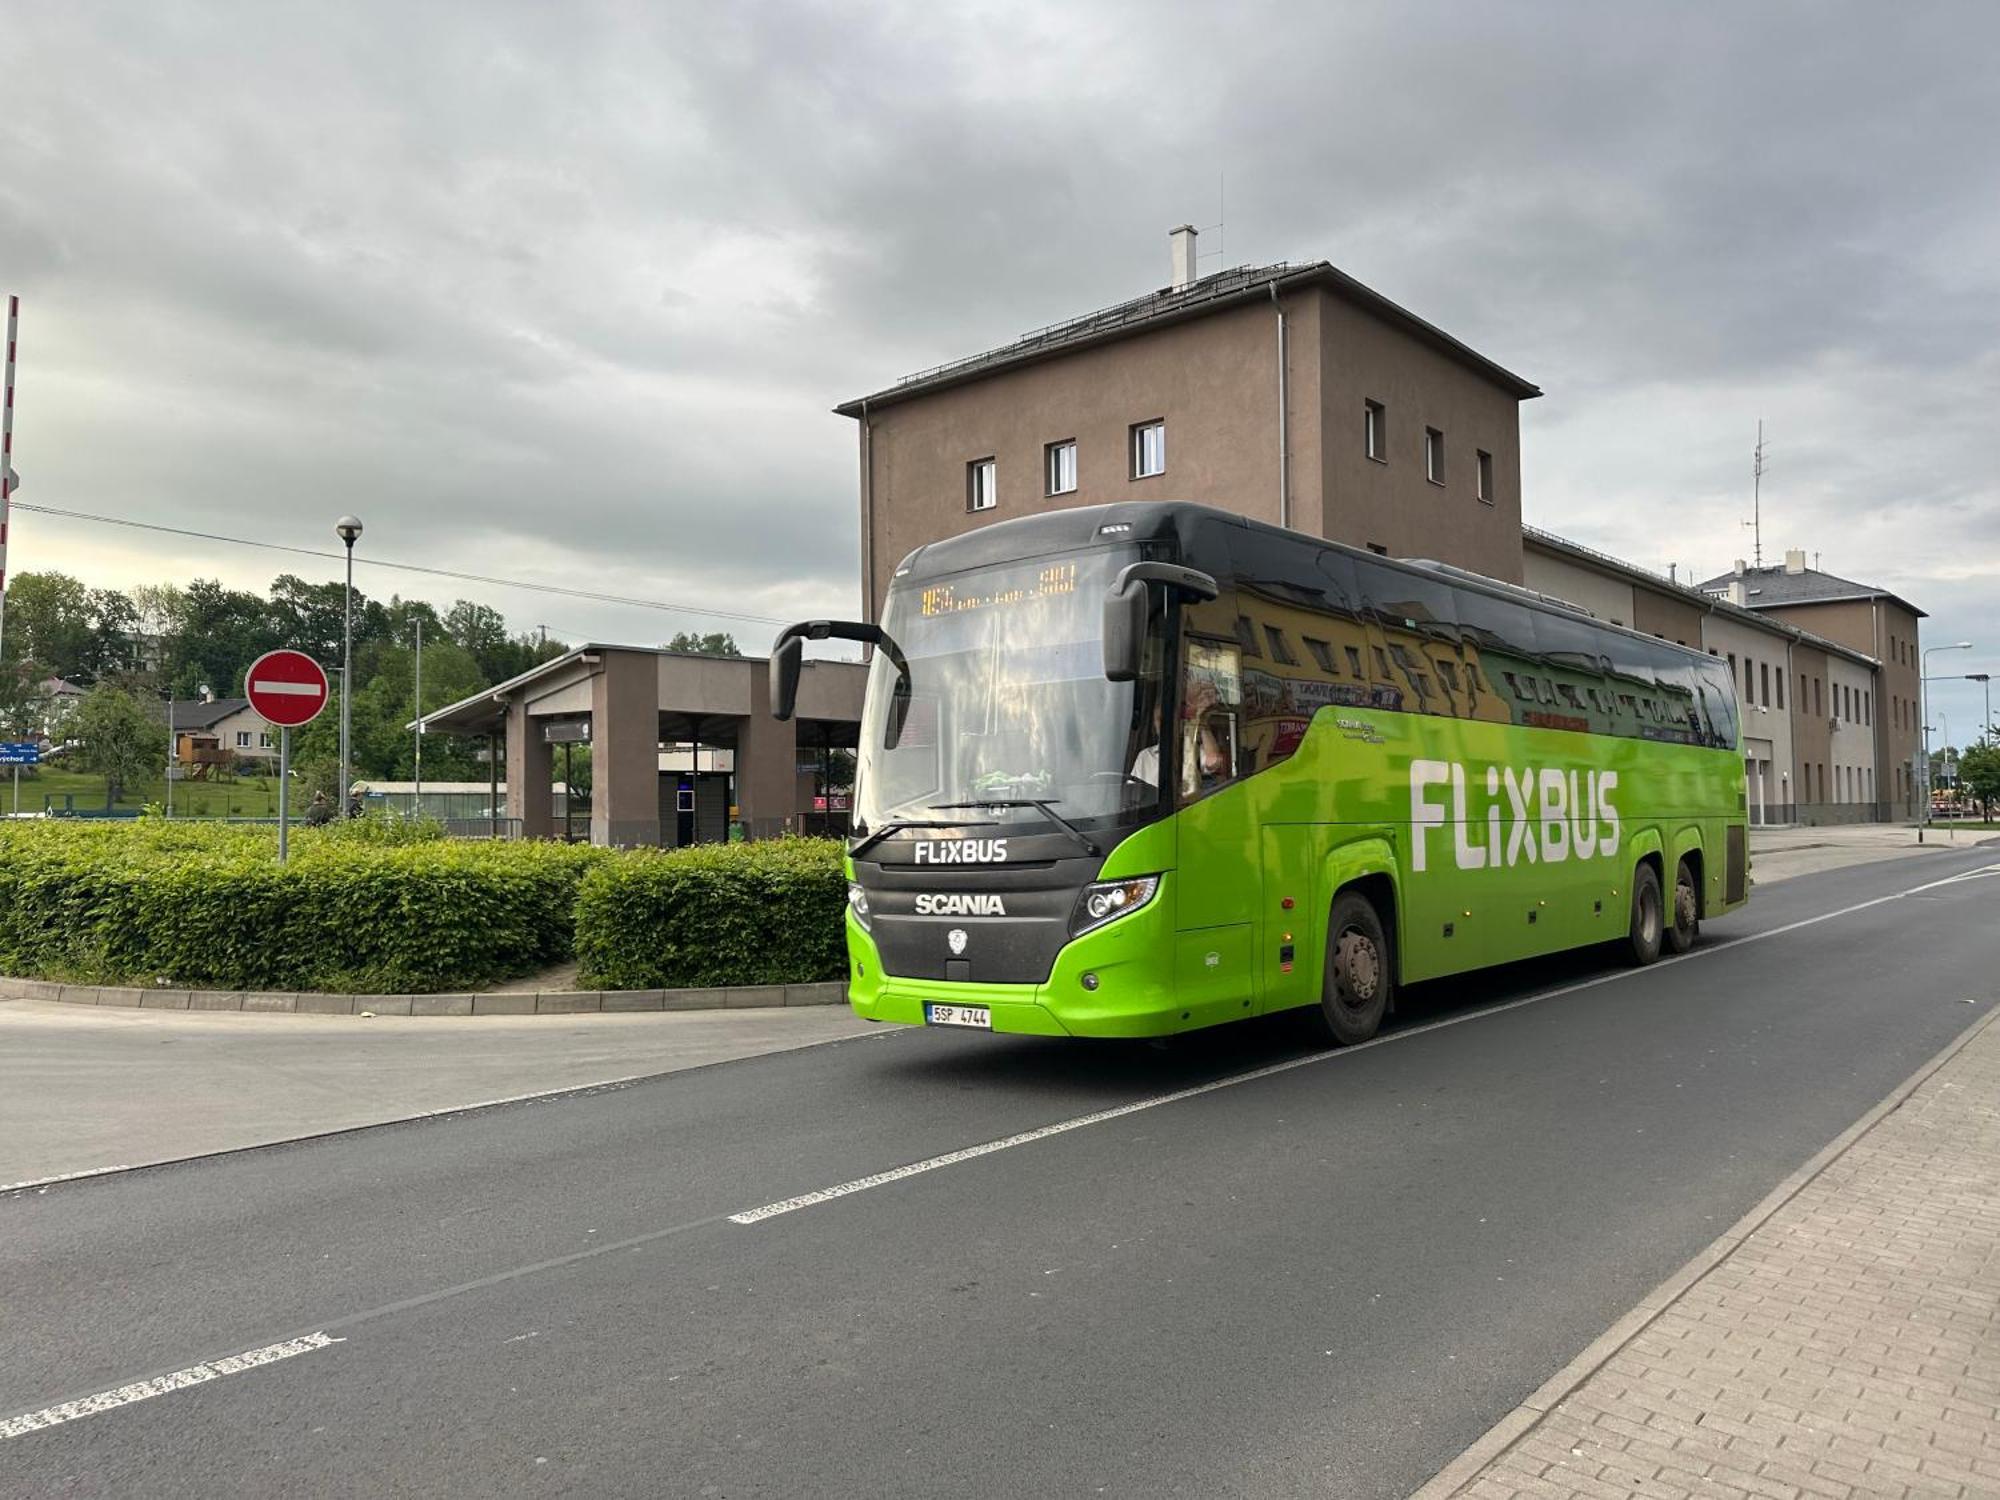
[9,766,287,818]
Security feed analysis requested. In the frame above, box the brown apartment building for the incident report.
[1698,553,1926,819]
[838,227,1540,620]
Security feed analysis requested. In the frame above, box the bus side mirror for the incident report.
[770,634,805,721]
[1103,562,1220,682]
[1103,582,1147,683]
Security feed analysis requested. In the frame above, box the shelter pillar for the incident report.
[591,649,662,847]
[504,699,555,840]
[738,661,800,838]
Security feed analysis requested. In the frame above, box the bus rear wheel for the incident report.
[1627,863,1664,966]
[1667,859,1699,954]
[1319,891,1391,1046]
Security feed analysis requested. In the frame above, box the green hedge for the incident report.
[574,838,846,990]
[0,820,604,993]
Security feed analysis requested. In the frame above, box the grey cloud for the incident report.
[0,0,1994,646]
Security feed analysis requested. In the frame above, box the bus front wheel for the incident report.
[1627,863,1665,966]
[1319,891,1391,1046]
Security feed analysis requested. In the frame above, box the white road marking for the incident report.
[249,679,323,696]
[729,863,2000,1227]
[0,1333,341,1441]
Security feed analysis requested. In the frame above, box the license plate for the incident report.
[924,1003,992,1029]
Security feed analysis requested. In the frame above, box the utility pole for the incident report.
[413,614,423,814]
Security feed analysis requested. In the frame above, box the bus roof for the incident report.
[891,501,1724,669]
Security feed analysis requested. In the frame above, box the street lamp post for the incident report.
[1920,640,1972,836]
[1969,674,1992,749]
[335,516,363,813]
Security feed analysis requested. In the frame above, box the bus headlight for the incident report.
[1071,875,1159,936]
[847,882,873,931]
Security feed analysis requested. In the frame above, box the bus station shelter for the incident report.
[416,645,866,846]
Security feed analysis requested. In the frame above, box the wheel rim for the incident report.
[1675,878,1697,933]
[1335,927,1380,1010]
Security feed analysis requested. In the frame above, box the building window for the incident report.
[259,733,272,749]
[1366,542,1388,556]
[1364,400,1386,462]
[967,457,997,512]
[1476,449,1494,504]
[1424,427,1445,485]
[1130,420,1166,479]
[1815,678,1823,716]
[1045,440,1076,496]
[1345,645,1365,677]
[1760,661,1770,708]
[236,731,250,748]
[1234,616,1263,658]
[1776,671,1785,710]
[1304,637,1337,674]
[1863,691,1870,726]
[1743,657,1754,704]
[1262,625,1298,666]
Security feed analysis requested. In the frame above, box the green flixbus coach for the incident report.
[771,502,1748,1045]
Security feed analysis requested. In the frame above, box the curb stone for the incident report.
[0,974,850,1017]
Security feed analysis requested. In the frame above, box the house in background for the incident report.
[1698,553,1925,819]
[163,697,277,770]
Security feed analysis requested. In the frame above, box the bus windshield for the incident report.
[854,544,1161,832]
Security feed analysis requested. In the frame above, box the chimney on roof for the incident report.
[1732,558,1746,576]
[1727,580,1748,606]
[1784,548,1807,575]
[1169,224,1198,291]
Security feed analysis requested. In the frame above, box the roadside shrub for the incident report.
[574,837,846,990]
[0,822,602,993]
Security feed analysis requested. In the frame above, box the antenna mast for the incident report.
[1746,420,1767,569]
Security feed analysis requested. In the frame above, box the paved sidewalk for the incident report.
[1417,1009,2000,1499]
[0,1000,878,1188]
[1748,823,1987,886]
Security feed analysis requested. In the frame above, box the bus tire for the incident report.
[1627,862,1665,966]
[1666,858,1699,954]
[1319,891,1392,1046]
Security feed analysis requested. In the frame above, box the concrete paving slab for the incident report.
[534,992,600,1014]
[601,990,665,1013]
[0,1000,877,1185]
[471,992,536,1016]
[410,994,474,1017]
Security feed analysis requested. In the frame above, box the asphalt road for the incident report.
[5,844,1998,1499]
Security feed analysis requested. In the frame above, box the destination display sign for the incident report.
[918,560,1078,618]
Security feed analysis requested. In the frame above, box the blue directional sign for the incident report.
[0,742,40,765]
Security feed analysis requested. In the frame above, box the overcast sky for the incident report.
[3,2,1995,735]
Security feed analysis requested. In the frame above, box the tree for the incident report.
[76,684,166,807]
[4,571,96,680]
[1959,743,2000,823]
[267,574,352,662]
[165,579,277,699]
[666,631,741,657]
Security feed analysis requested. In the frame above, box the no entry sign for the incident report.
[244,649,331,729]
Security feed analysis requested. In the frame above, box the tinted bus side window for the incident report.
[1219,528,1374,774]
[1355,562,1466,718]
[1453,588,1542,729]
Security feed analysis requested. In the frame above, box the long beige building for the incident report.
[836,230,1926,829]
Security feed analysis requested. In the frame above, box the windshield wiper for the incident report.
[928,800,1100,857]
[849,818,961,861]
